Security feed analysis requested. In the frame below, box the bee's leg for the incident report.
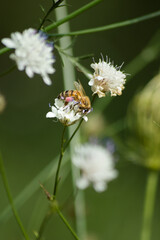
[57,95,65,100]
[73,101,79,106]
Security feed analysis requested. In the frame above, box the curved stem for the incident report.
[45,0,103,32]
[0,47,10,55]
[0,153,30,240]
[50,10,160,36]
[0,0,102,56]
[0,64,16,78]
[55,3,88,239]
[36,210,52,240]
[55,203,80,240]
[140,170,159,240]
[63,94,96,152]
[38,0,64,30]
[1,9,160,56]
[64,119,83,152]
[55,44,91,78]
[53,126,66,196]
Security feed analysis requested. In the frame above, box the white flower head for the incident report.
[1,28,55,85]
[46,98,89,126]
[72,143,118,192]
[88,56,126,97]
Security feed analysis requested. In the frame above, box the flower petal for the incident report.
[83,116,88,122]
[1,38,16,48]
[42,75,52,85]
[93,181,107,192]
[76,177,89,190]
[25,67,34,78]
[46,111,56,118]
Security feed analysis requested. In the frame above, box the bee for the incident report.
[58,81,91,114]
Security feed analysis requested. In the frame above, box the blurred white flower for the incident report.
[72,143,118,192]
[46,98,88,126]
[1,28,55,85]
[88,57,126,97]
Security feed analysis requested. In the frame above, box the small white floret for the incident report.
[72,143,118,192]
[46,98,90,126]
[88,56,126,97]
[1,28,55,85]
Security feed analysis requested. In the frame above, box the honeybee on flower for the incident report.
[58,81,91,114]
[46,81,92,126]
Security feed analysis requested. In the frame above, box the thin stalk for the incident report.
[0,47,10,55]
[50,10,160,36]
[55,2,87,239]
[64,119,83,152]
[140,170,159,240]
[45,0,103,32]
[0,64,16,78]
[36,210,52,240]
[38,0,64,30]
[0,153,30,240]
[64,95,96,152]
[0,0,102,56]
[55,203,79,240]
[53,126,66,196]
[55,44,91,78]
[1,9,160,57]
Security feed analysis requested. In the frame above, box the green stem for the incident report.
[55,204,80,240]
[0,0,102,57]
[63,95,96,152]
[36,210,52,240]
[55,2,87,239]
[53,126,66,196]
[1,9,160,57]
[0,47,10,55]
[0,64,16,78]
[140,170,159,240]
[64,119,83,152]
[38,0,64,30]
[50,10,160,36]
[55,45,91,78]
[0,153,30,240]
[45,0,103,32]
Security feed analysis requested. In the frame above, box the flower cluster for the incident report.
[72,143,118,192]
[1,28,55,85]
[46,98,89,126]
[88,57,126,97]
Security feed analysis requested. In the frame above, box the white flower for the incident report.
[72,143,118,192]
[46,98,89,126]
[88,57,126,97]
[1,28,55,85]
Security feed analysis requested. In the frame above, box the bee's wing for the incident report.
[74,80,86,96]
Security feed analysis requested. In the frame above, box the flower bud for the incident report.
[127,74,160,170]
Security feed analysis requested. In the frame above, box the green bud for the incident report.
[127,74,160,170]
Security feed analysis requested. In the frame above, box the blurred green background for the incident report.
[0,0,160,239]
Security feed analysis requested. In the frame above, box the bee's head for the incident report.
[82,107,93,114]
